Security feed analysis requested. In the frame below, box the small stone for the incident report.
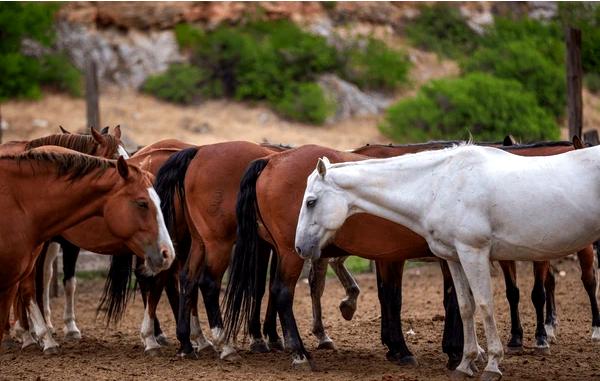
[32,119,49,128]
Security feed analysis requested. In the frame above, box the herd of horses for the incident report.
[1,126,598,380]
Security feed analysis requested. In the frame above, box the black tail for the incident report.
[154,147,199,234]
[97,254,133,325]
[222,158,270,341]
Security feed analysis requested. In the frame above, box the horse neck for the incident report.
[331,151,451,237]
[8,166,122,243]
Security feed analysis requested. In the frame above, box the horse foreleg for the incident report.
[376,260,417,367]
[499,260,524,353]
[544,264,558,343]
[155,265,179,346]
[330,255,360,321]
[0,284,19,347]
[439,260,464,370]
[42,242,60,334]
[532,261,550,354]
[60,239,81,341]
[263,251,283,351]
[577,246,600,341]
[309,257,335,350]
[176,242,204,358]
[248,240,271,353]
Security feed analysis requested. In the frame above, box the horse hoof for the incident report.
[221,351,242,363]
[534,346,550,355]
[505,345,524,355]
[250,340,270,354]
[145,347,161,357]
[64,331,82,341]
[43,346,60,356]
[448,369,471,381]
[1,338,19,351]
[291,357,313,371]
[317,340,336,350]
[155,334,170,346]
[591,327,600,342]
[176,349,198,360]
[545,324,557,343]
[480,371,502,381]
[339,300,356,321]
[387,353,418,367]
[446,354,461,370]
[269,339,284,352]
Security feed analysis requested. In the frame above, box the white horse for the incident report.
[294,144,600,380]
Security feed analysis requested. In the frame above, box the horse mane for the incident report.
[500,140,573,150]
[1,150,117,180]
[25,133,120,157]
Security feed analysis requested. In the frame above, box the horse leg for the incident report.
[189,288,213,353]
[439,260,464,370]
[176,241,204,358]
[0,284,19,346]
[499,260,524,353]
[273,252,313,369]
[61,239,81,341]
[41,242,60,334]
[376,260,417,366]
[156,266,179,346]
[140,288,162,356]
[20,270,60,354]
[309,257,335,350]
[330,256,360,321]
[199,240,240,362]
[455,246,503,380]
[248,240,271,353]
[13,290,36,349]
[544,265,558,343]
[532,261,550,354]
[577,246,600,341]
[263,251,283,351]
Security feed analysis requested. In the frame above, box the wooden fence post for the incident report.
[85,56,100,130]
[566,27,583,140]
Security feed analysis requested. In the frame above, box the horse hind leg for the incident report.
[543,264,558,343]
[330,255,360,321]
[532,261,550,354]
[577,247,600,341]
[61,240,81,341]
[499,260,524,353]
[42,242,60,334]
[248,240,271,353]
[309,257,335,350]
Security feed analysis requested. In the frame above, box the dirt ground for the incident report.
[1,260,599,380]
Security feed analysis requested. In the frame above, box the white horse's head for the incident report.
[295,157,352,260]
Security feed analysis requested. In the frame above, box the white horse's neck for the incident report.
[329,148,457,238]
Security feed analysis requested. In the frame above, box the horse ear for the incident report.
[113,124,122,139]
[317,158,328,178]
[59,125,71,134]
[117,156,129,179]
[100,126,110,135]
[139,155,152,172]
[573,135,584,150]
[503,135,516,146]
[91,127,107,145]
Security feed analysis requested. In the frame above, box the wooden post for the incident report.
[566,27,583,140]
[584,130,600,146]
[85,56,100,130]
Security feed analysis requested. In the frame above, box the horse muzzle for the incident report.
[144,244,175,274]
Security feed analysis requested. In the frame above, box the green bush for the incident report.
[340,38,410,91]
[461,40,565,118]
[406,3,480,59]
[142,64,208,104]
[380,73,559,142]
[274,82,334,124]
[585,73,600,94]
[0,3,82,100]
[174,23,205,50]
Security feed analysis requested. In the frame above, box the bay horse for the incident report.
[294,143,600,380]
[223,139,597,371]
[32,139,194,353]
[0,148,175,352]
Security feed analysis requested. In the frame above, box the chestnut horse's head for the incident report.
[89,125,130,159]
[103,156,174,274]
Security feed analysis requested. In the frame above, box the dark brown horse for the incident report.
[223,139,597,369]
[0,148,175,352]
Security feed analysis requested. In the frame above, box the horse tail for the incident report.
[154,147,199,234]
[97,254,133,325]
[223,158,270,341]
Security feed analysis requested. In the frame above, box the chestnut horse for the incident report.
[0,148,175,351]
[223,140,597,369]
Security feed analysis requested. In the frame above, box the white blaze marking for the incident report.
[118,145,130,159]
[147,187,175,269]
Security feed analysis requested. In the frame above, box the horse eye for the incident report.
[306,199,317,208]
[135,200,149,209]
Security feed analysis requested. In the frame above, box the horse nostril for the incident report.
[295,246,302,255]
[161,249,169,260]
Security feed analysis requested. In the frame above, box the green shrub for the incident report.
[380,73,559,142]
[274,82,334,124]
[340,38,410,91]
[142,64,207,104]
[461,40,565,118]
[406,3,480,59]
[174,23,205,50]
[0,3,82,100]
[585,73,600,94]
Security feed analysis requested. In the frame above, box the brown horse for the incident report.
[29,139,194,353]
[223,139,597,369]
[0,148,175,351]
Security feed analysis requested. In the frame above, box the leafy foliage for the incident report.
[274,82,335,124]
[142,64,208,104]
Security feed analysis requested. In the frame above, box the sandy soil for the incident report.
[2,260,599,380]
